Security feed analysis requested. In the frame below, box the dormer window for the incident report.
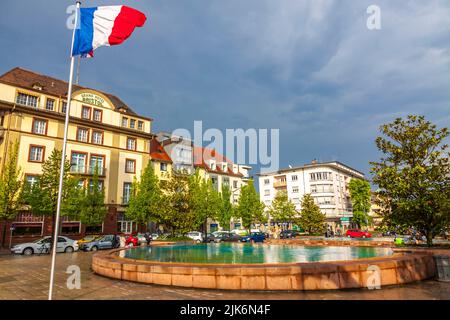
[32,83,43,90]
[210,161,216,170]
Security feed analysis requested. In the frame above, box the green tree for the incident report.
[348,179,372,228]
[268,190,298,230]
[125,163,162,226]
[298,194,326,235]
[370,115,450,246]
[217,185,234,231]
[0,142,23,247]
[77,166,108,226]
[235,180,266,232]
[21,149,77,234]
[159,170,197,235]
[188,170,222,237]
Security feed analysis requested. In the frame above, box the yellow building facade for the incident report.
[0,67,168,241]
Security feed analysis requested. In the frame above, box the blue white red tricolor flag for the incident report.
[72,5,147,58]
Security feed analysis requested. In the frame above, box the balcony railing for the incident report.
[273,180,287,188]
[70,165,106,176]
[311,188,335,194]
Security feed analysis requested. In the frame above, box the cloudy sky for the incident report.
[1,0,449,180]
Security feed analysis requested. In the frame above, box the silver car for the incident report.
[10,236,79,255]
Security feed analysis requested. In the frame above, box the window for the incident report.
[25,175,39,187]
[61,224,80,235]
[12,225,42,237]
[210,162,216,170]
[89,179,104,191]
[126,137,136,150]
[91,131,103,145]
[125,159,136,173]
[130,119,136,129]
[233,181,238,189]
[123,182,132,204]
[32,118,47,135]
[81,106,91,120]
[122,117,128,127]
[264,189,270,196]
[93,109,102,122]
[89,155,104,175]
[71,152,87,173]
[61,101,67,113]
[223,178,230,187]
[85,225,102,234]
[46,98,55,111]
[292,175,298,181]
[137,121,144,131]
[292,186,299,193]
[160,162,167,172]
[77,127,89,142]
[16,93,38,107]
[264,179,270,185]
[310,172,332,181]
[28,145,45,162]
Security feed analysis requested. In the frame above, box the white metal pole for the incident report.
[48,1,80,300]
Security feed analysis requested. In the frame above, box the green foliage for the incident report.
[348,179,372,228]
[125,162,162,225]
[268,190,298,229]
[188,170,222,230]
[159,170,197,235]
[217,185,234,231]
[298,194,326,234]
[22,149,73,217]
[0,142,23,246]
[235,180,266,231]
[370,115,450,246]
[77,166,107,226]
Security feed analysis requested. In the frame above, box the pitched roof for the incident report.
[193,146,243,177]
[0,67,142,117]
[150,139,172,163]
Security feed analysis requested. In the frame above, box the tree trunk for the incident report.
[426,231,433,247]
[1,221,7,248]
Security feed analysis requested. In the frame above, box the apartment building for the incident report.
[157,133,252,231]
[258,160,366,230]
[0,67,166,243]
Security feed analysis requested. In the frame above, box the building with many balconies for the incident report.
[258,160,366,230]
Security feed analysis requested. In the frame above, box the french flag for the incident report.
[72,6,147,58]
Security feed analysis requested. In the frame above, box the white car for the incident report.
[11,236,79,255]
[186,231,203,243]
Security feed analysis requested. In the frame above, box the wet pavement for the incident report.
[0,251,449,300]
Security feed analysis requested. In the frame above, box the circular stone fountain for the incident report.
[92,242,436,290]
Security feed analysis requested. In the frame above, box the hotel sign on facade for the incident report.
[80,92,104,107]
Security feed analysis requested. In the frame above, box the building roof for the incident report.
[150,139,172,163]
[258,161,365,177]
[193,147,244,177]
[0,67,150,119]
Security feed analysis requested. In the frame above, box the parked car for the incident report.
[186,231,203,243]
[80,234,120,251]
[11,236,79,255]
[279,230,300,239]
[220,233,242,242]
[240,232,266,243]
[346,229,372,238]
[125,234,139,247]
[151,233,159,240]
[76,234,101,246]
[206,233,223,243]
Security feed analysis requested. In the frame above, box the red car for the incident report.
[125,234,139,246]
[346,229,372,238]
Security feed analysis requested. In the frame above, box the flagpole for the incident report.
[48,0,81,301]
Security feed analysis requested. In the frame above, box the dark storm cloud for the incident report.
[1,0,449,179]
